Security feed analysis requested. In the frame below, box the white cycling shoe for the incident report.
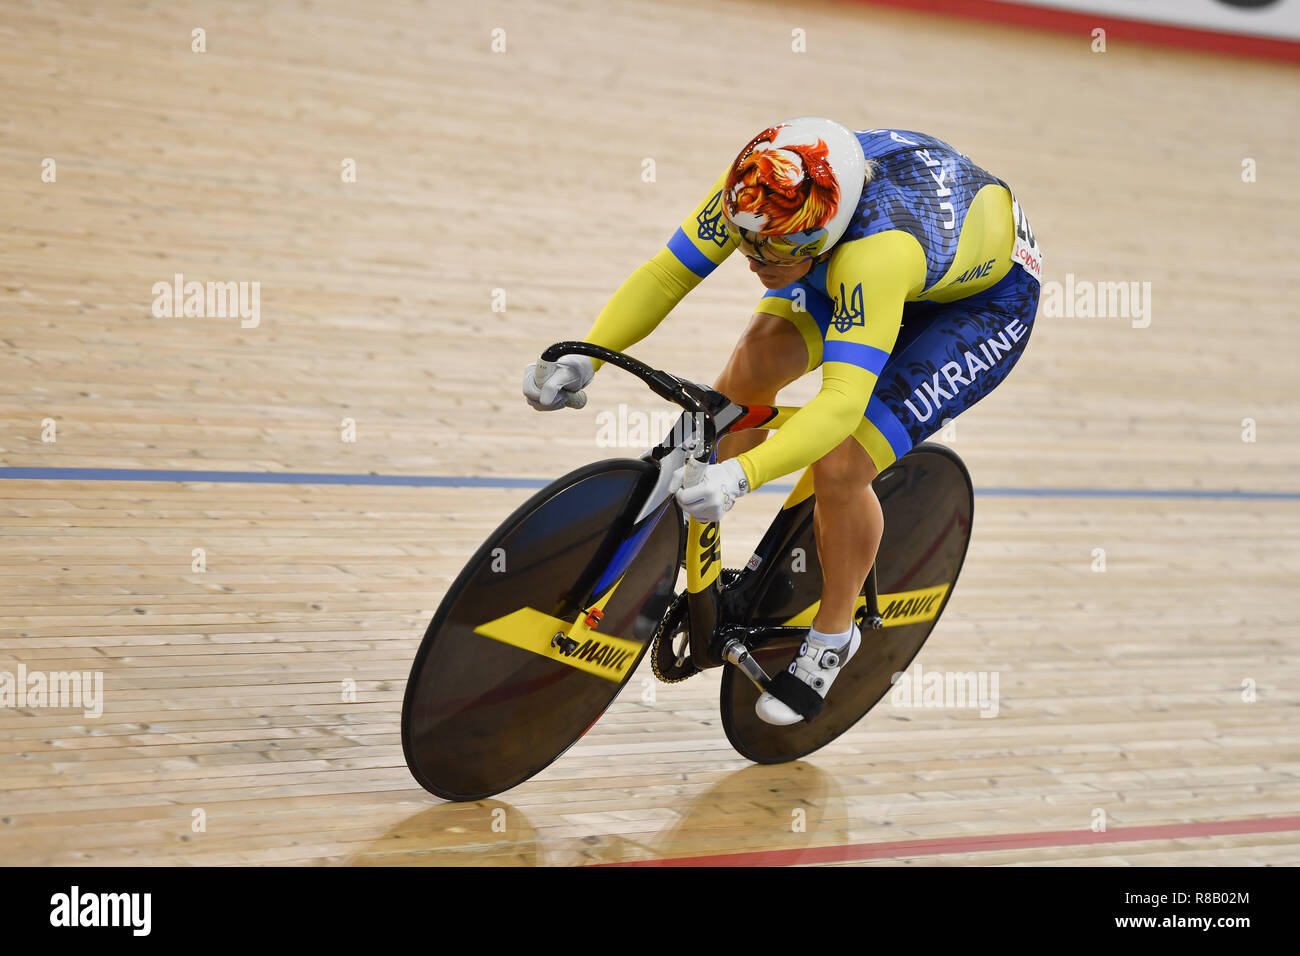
[755,624,861,726]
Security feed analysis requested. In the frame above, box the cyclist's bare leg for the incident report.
[810,436,883,635]
[714,311,881,638]
[712,312,808,461]
[754,425,883,724]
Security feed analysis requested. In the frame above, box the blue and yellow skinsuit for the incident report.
[582,129,1043,489]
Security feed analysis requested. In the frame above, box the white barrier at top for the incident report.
[997,0,1299,39]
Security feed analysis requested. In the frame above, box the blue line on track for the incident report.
[1,467,1298,500]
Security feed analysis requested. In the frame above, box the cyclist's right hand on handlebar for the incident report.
[523,354,594,411]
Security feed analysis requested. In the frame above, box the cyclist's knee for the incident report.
[812,436,877,495]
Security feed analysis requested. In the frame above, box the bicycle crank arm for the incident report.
[722,638,772,694]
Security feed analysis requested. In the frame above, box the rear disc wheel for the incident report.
[719,443,974,763]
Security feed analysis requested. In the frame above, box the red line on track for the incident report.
[598,815,1300,866]
[838,0,1300,65]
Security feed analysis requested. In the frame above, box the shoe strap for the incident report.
[767,669,826,722]
[800,640,848,671]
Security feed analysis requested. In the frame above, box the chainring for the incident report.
[650,569,743,684]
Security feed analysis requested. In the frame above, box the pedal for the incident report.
[551,632,579,656]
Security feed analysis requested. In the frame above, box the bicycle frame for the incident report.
[674,422,882,685]
[537,341,883,692]
[402,342,972,797]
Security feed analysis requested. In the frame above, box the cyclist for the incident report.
[524,117,1042,725]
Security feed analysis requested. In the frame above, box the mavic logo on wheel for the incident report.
[571,639,635,673]
[473,606,642,683]
[878,584,949,625]
[785,583,950,629]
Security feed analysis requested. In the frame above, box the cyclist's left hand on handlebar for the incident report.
[674,459,749,522]
[523,354,594,411]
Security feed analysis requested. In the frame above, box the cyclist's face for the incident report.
[747,253,813,289]
[730,226,817,288]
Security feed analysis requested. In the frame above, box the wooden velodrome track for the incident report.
[1,0,1297,867]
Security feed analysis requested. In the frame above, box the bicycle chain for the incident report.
[649,589,693,683]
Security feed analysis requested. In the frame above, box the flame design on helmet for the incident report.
[723,125,840,238]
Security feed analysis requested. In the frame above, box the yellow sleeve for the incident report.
[582,171,736,369]
[735,230,927,489]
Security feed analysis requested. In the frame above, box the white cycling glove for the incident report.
[522,354,594,411]
[674,459,750,522]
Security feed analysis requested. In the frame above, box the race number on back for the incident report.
[1010,194,1042,283]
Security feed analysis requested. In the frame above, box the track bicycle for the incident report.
[402,341,973,801]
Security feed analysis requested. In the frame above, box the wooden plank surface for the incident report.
[1,0,1297,865]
